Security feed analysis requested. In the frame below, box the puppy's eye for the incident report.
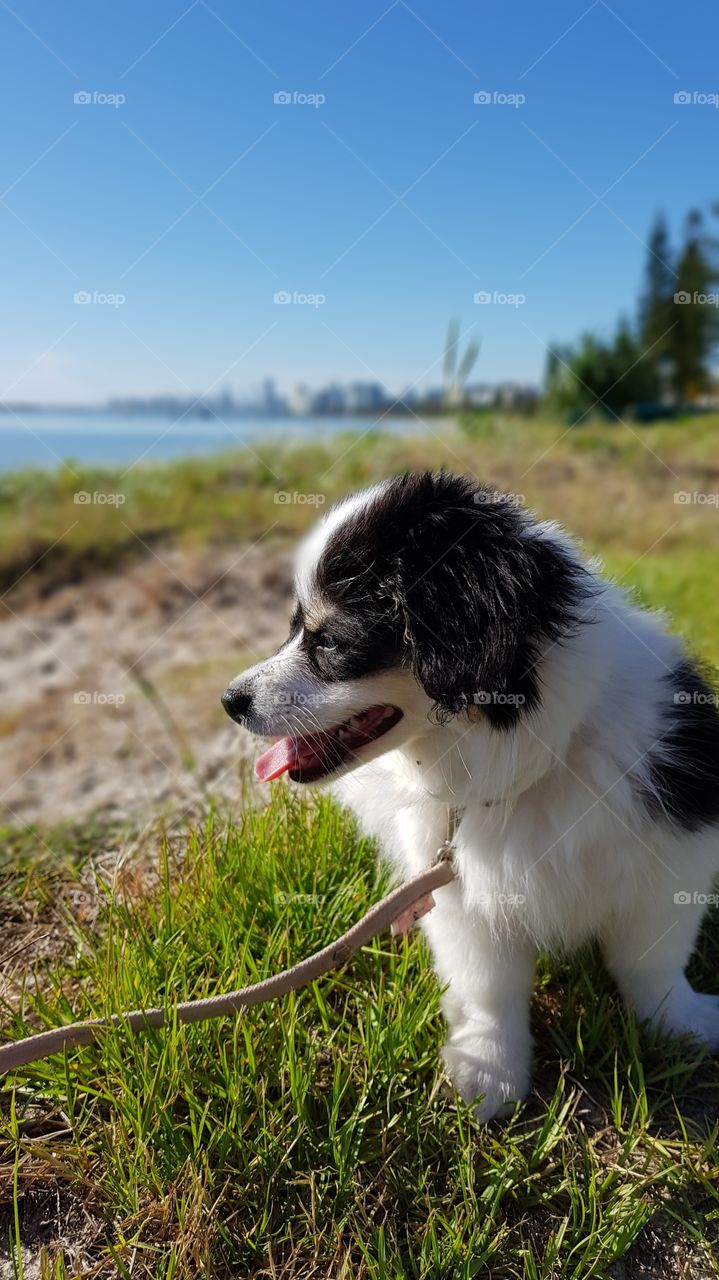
[315,633,340,653]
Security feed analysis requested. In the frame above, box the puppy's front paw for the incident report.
[442,1031,531,1122]
[658,990,719,1049]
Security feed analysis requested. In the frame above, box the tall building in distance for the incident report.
[345,382,389,414]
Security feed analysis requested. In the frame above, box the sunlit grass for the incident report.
[1,789,718,1277]
[3,415,719,1274]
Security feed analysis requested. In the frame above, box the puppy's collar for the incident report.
[435,805,464,864]
[446,805,464,844]
[438,798,505,861]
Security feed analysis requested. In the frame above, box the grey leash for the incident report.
[0,848,457,1075]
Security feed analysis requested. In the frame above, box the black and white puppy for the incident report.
[222,471,719,1120]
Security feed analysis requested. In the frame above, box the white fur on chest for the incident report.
[331,591,699,952]
[336,748,652,950]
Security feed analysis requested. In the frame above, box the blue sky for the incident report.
[0,0,717,403]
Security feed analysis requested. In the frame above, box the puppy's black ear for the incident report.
[390,474,589,728]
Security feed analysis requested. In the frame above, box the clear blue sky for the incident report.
[0,0,716,403]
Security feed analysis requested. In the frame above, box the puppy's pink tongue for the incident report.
[254,737,298,783]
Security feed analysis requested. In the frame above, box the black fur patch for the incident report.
[641,660,719,832]
[304,471,594,728]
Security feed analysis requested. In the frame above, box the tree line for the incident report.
[545,206,719,421]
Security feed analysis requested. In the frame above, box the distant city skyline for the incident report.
[1,2,716,403]
[0,374,540,417]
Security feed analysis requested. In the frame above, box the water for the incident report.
[0,410,440,473]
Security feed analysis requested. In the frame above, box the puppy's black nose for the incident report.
[221,684,252,724]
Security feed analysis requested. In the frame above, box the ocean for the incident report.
[0,411,440,473]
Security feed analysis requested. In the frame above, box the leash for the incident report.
[0,845,457,1075]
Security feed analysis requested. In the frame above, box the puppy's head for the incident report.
[222,471,588,785]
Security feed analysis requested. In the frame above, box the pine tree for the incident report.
[672,210,719,401]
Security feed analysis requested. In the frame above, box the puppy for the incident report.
[222,471,719,1120]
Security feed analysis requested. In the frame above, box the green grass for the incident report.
[2,789,719,1278]
[3,416,719,1275]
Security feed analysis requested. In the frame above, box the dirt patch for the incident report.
[0,1185,106,1280]
[0,540,293,828]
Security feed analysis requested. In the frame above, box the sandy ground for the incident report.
[0,540,293,829]
[0,538,293,1276]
